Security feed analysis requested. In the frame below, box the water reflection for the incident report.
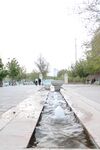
[32,92,95,148]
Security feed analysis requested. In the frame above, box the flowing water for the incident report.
[29,91,96,148]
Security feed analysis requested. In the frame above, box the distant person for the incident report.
[91,78,96,84]
[35,78,38,86]
[38,78,41,85]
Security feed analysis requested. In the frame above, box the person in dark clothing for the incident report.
[34,78,38,86]
[91,78,96,84]
[38,78,41,85]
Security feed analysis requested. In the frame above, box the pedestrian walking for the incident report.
[38,78,41,85]
[35,78,38,86]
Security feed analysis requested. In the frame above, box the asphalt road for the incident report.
[63,84,100,104]
[0,85,40,114]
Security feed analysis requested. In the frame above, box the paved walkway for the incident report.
[0,88,48,150]
[61,85,100,148]
[0,85,40,115]
[63,84,100,104]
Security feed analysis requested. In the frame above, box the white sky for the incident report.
[0,0,88,75]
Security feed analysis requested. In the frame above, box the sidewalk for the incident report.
[61,85,100,148]
[0,88,48,150]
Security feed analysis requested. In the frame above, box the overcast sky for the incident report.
[0,0,88,75]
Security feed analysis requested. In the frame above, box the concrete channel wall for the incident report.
[61,87,100,148]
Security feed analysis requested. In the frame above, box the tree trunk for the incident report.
[0,80,3,87]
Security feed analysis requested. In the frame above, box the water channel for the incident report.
[28,91,96,148]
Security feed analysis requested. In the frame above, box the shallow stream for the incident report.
[28,91,96,148]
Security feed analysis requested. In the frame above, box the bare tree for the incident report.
[35,55,49,78]
[85,0,100,22]
[78,0,100,29]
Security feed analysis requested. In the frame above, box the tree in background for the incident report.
[77,0,100,32]
[7,58,21,85]
[67,60,89,83]
[35,55,49,78]
[68,0,100,83]
[57,69,67,80]
[26,70,39,81]
[86,28,100,74]
[0,58,8,87]
[67,27,100,83]
[17,66,27,81]
[85,0,100,23]
[74,60,89,78]
[80,0,100,75]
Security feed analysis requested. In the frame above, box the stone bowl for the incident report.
[51,80,64,91]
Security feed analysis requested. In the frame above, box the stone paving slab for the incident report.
[0,89,48,150]
[61,87,100,148]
